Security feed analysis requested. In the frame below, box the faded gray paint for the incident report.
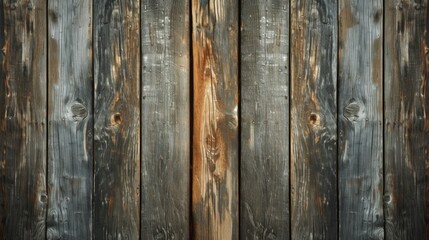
[141,0,191,239]
[47,0,93,239]
[240,0,290,239]
[338,0,384,239]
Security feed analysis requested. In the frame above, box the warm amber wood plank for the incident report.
[0,1,47,239]
[192,0,239,239]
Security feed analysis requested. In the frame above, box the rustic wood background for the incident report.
[0,0,428,239]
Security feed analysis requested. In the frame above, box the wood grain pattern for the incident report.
[94,0,140,239]
[338,0,384,239]
[240,1,290,239]
[0,1,47,239]
[384,1,429,239]
[47,0,93,239]
[291,0,338,239]
[141,0,190,239]
[192,0,239,239]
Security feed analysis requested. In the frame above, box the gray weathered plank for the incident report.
[47,0,93,239]
[240,1,290,239]
[0,0,47,239]
[291,0,338,239]
[93,0,140,239]
[338,0,384,239]
[384,0,429,239]
[191,0,239,239]
[141,0,190,239]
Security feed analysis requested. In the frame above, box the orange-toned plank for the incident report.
[192,0,239,239]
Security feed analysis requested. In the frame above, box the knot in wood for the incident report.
[111,113,122,126]
[309,113,320,126]
[70,102,88,122]
[343,99,364,122]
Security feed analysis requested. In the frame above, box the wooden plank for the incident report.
[240,1,290,239]
[47,0,93,239]
[384,1,429,238]
[290,0,338,239]
[191,0,239,239]
[0,1,47,239]
[338,0,384,239]
[141,0,190,239]
[93,0,140,239]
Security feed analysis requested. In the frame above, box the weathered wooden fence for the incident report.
[0,0,428,239]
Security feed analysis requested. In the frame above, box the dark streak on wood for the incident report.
[94,0,140,239]
[192,0,239,239]
[0,0,47,239]
[141,0,190,239]
[291,0,338,239]
[384,0,429,239]
[338,0,384,239]
[47,0,93,239]
[240,0,290,239]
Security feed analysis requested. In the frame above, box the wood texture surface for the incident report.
[240,1,290,239]
[338,0,384,239]
[0,1,47,239]
[141,0,190,239]
[291,0,338,239]
[384,0,429,239]
[3,2,429,239]
[47,0,93,239]
[93,0,140,239]
[192,0,239,239]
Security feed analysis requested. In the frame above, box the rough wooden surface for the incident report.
[93,0,140,239]
[192,0,239,239]
[47,0,93,239]
[141,0,190,239]
[384,0,429,239]
[290,0,338,239]
[240,1,290,239]
[0,0,47,239]
[338,0,384,239]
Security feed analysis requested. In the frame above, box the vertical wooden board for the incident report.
[141,0,190,239]
[290,0,338,239]
[192,0,239,239]
[240,1,290,239]
[93,0,140,239]
[0,0,47,239]
[384,1,429,239]
[338,0,384,239]
[47,0,93,239]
